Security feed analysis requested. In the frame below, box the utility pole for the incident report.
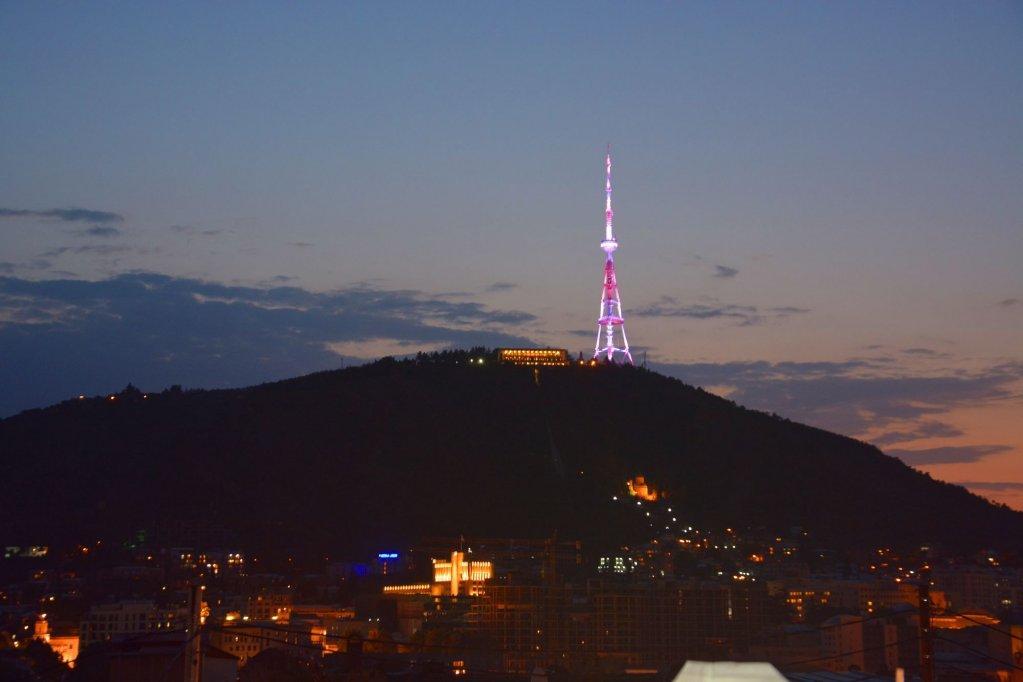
[185,583,203,682]
[542,533,560,670]
[917,565,934,682]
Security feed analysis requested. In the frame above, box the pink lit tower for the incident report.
[593,146,634,364]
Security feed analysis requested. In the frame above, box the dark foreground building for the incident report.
[470,579,771,674]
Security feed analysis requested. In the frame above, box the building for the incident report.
[33,616,79,667]
[498,348,569,366]
[597,556,638,575]
[779,578,944,620]
[818,615,899,673]
[380,549,496,639]
[471,579,770,674]
[79,599,186,648]
[933,565,1009,612]
[101,632,238,682]
[414,536,583,580]
[626,476,659,502]
[785,588,831,620]
[209,620,313,665]
[748,626,822,670]
[434,551,493,596]
[246,589,293,622]
[383,550,494,598]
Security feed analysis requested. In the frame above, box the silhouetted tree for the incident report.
[0,640,69,682]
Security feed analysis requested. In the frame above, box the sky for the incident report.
[1,2,1021,508]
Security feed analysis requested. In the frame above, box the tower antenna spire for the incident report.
[605,144,614,242]
[594,146,633,364]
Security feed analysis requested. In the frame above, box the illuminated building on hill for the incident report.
[498,348,569,366]
[626,476,659,501]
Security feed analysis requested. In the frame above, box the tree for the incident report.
[24,639,68,682]
[65,642,113,682]
[0,639,69,682]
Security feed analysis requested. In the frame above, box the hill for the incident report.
[1,351,1019,558]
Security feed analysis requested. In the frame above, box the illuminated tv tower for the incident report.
[594,146,634,364]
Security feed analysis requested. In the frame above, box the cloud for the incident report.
[0,259,52,274]
[634,296,809,326]
[75,226,122,238]
[40,245,135,257]
[170,225,224,236]
[954,481,1023,491]
[999,298,1020,308]
[0,292,92,326]
[325,338,452,358]
[256,275,297,286]
[886,444,1012,466]
[635,296,757,322]
[0,273,537,416]
[486,282,518,292]
[901,347,951,358]
[0,207,123,224]
[288,241,314,247]
[713,265,738,278]
[652,358,1023,436]
[871,420,965,446]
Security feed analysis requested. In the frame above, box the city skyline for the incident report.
[1,2,1021,509]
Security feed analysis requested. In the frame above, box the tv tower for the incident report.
[594,146,633,364]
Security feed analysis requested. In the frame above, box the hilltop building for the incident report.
[498,348,569,366]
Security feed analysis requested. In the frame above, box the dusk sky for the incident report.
[2,3,1021,508]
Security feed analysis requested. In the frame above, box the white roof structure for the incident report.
[674,661,788,682]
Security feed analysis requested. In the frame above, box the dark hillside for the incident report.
[1,354,1019,558]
